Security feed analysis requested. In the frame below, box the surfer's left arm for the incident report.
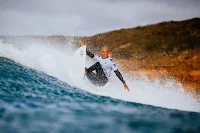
[114,70,130,91]
[111,61,130,91]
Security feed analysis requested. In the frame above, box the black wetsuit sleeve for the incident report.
[114,70,126,84]
[86,49,94,58]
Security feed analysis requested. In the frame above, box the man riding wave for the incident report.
[80,40,130,91]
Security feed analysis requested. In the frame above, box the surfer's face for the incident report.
[101,46,109,59]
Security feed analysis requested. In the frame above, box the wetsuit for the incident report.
[86,49,126,86]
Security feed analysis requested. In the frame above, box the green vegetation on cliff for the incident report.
[83,18,200,59]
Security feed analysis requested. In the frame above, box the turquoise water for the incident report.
[0,57,200,133]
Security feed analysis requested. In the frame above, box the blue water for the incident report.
[0,57,200,133]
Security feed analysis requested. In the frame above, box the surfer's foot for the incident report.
[84,69,87,75]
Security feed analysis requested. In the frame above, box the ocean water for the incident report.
[0,40,200,133]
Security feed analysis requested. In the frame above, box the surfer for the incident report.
[80,40,130,91]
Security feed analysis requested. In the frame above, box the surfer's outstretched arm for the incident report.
[86,49,94,58]
[114,70,125,84]
[80,40,95,58]
[114,70,130,91]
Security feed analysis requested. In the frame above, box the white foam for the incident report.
[0,39,199,112]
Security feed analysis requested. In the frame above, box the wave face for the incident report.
[0,40,200,132]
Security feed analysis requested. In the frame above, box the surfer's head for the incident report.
[101,46,109,59]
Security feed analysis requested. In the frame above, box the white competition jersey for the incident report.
[93,54,118,78]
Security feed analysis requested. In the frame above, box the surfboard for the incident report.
[73,46,86,79]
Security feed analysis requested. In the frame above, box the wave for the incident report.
[0,39,199,112]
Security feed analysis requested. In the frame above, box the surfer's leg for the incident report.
[85,62,101,73]
[86,71,98,84]
[85,65,99,85]
[86,62,106,78]
[86,62,108,86]
[86,73,108,86]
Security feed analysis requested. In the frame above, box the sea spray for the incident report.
[0,39,199,112]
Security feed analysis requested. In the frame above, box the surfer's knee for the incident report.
[95,62,100,66]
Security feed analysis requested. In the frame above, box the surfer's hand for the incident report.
[124,83,130,91]
[79,40,86,47]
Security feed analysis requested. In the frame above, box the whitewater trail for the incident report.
[0,39,199,112]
